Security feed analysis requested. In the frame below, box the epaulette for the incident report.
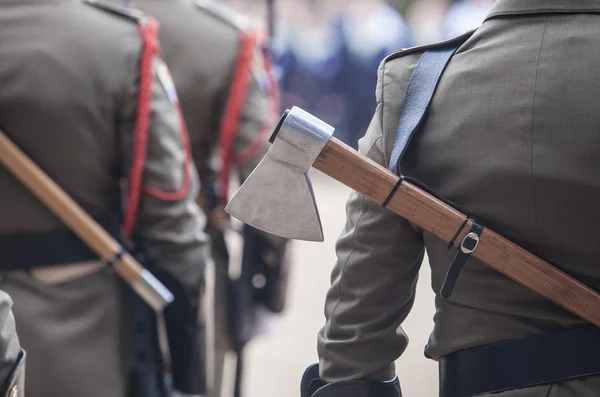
[82,0,146,23]
[194,0,254,31]
[384,29,477,64]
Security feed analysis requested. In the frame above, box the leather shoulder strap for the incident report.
[387,30,475,173]
[82,0,145,23]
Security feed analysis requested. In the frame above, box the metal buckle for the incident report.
[460,232,480,254]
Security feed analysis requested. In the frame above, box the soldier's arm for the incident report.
[317,61,425,382]
[119,54,209,294]
[195,39,273,216]
[231,50,278,183]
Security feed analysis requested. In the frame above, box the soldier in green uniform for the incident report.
[108,1,289,396]
[301,0,600,396]
[0,1,208,397]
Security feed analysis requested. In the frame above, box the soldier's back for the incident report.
[0,0,142,233]
[127,0,241,155]
[378,2,600,394]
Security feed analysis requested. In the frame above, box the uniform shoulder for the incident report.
[194,0,255,32]
[383,29,476,65]
[81,0,146,24]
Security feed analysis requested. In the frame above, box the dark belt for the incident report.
[0,217,120,270]
[439,325,600,397]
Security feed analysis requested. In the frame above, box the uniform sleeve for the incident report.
[119,56,209,293]
[317,63,425,383]
[232,55,278,183]
[198,44,276,214]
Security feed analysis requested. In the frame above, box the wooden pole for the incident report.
[0,130,172,312]
[315,137,600,328]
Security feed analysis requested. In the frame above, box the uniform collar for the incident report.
[486,0,600,20]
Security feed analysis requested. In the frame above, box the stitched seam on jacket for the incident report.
[325,136,383,366]
[530,16,548,238]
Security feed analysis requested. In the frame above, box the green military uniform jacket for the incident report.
[0,0,208,287]
[318,0,600,395]
[0,1,208,396]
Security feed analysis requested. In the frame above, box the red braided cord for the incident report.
[217,31,258,207]
[234,47,281,165]
[123,17,160,237]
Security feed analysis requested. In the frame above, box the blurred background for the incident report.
[216,1,495,396]
[224,0,494,149]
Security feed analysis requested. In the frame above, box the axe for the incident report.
[226,106,600,328]
[0,129,173,312]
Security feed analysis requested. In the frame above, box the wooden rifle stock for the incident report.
[0,129,173,312]
[315,137,600,327]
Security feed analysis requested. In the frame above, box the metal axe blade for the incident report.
[225,107,333,242]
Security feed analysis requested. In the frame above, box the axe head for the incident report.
[225,107,334,242]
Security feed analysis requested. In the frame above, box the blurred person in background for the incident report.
[404,0,450,44]
[116,1,291,397]
[442,0,494,38]
[332,0,413,149]
[268,0,413,149]
[404,0,493,45]
[272,0,348,140]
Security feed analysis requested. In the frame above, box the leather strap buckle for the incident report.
[460,232,480,254]
[441,219,484,300]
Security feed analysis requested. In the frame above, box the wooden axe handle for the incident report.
[315,137,600,327]
[0,130,171,311]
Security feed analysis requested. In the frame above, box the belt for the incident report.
[439,326,600,397]
[0,217,120,270]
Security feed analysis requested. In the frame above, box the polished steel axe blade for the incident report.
[225,107,334,242]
